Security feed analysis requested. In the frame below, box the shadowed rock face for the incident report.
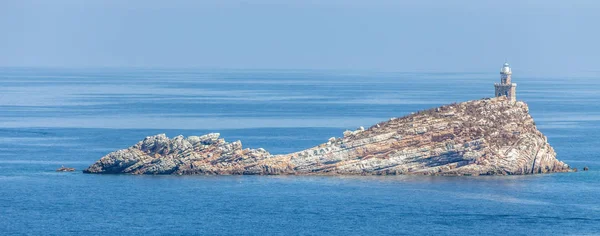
[84,97,571,176]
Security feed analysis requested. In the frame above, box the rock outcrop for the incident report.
[56,166,75,172]
[84,97,571,176]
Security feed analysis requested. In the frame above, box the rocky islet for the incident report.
[84,97,571,176]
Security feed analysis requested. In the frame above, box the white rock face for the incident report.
[84,97,571,176]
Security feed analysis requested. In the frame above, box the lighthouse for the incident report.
[494,62,517,101]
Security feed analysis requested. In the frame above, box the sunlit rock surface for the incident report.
[84,97,570,176]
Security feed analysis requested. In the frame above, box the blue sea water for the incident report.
[0,68,599,235]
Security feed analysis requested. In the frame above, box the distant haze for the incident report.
[1,0,599,75]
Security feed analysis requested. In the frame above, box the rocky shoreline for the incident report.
[84,97,571,176]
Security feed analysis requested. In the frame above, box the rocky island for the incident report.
[56,166,76,172]
[85,63,571,176]
[84,97,571,176]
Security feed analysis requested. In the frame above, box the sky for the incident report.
[1,0,599,75]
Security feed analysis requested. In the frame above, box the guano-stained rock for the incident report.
[84,97,571,176]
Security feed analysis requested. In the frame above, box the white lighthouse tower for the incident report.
[494,62,517,101]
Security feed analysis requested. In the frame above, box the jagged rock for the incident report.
[56,166,75,172]
[84,97,571,176]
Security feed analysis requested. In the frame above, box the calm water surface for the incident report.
[1,68,599,235]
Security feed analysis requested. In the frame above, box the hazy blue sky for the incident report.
[1,0,598,74]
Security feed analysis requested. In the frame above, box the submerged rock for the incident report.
[56,166,75,172]
[84,97,571,176]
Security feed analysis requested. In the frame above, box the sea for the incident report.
[0,68,599,235]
